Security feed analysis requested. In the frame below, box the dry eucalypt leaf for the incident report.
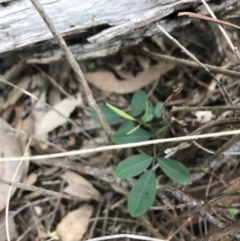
[35,94,82,138]
[3,76,31,111]
[85,61,175,94]
[62,171,102,201]
[57,204,93,241]
[0,118,29,211]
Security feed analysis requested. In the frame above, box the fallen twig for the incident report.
[194,220,240,241]
[178,12,240,31]
[143,50,240,79]
[0,129,240,162]
[156,23,232,106]
[0,176,80,201]
[171,105,240,112]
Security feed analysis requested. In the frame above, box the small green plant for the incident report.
[86,60,97,71]
[91,90,191,217]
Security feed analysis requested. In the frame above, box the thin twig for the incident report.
[0,176,80,200]
[5,136,32,241]
[0,75,93,141]
[12,128,67,153]
[84,234,165,241]
[194,220,240,241]
[162,187,226,232]
[156,24,232,106]
[143,49,240,79]
[192,141,214,154]
[178,12,240,31]
[178,12,237,52]
[29,0,112,137]
[181,0,240,63]
[162,87,182,122]
[32,64,72,99]
[1,129,240,162]
[166,117,240,154]
[202,134,240,169]
[200,0,235,53]
[171,105,240,112]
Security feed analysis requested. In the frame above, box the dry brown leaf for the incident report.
[0,118,28,211]
[0,211,18,241]
[85,61,175,94]
[62,171,102,201]
[18,114,35,149]
[3,76,31,110]
[24,173,38,186]
[90,151,112,166]
[57,204,93,241]
[111,183,128,196]
[35,95,82,137]
[48,88,61,106]
[17,112,34,159]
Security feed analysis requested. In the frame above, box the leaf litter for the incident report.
[85,61,175,94]
[57,204,93,241]
[35,94,82,138]
[0,118,29,212]
[1,14,240,241]
[62,171,102,201]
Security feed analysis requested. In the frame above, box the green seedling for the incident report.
[91,90,191,217]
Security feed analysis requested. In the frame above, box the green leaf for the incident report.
[147,100,154,112]
[106,103,136,121]
[228,209,239,219]
[91,103,121,124]
[131,91,147,117]
[126,124,141,135]
[113,121,134,134]
[141,100,154,122]
[157,158,191,184]
[152,125,169,136]
[144,113,154,122]
[87,61,96,71]
[114,154,153,178]
[141,101,149,122]
[128,170,156,217]
[111,121,151,144]
[154,102,163,118]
